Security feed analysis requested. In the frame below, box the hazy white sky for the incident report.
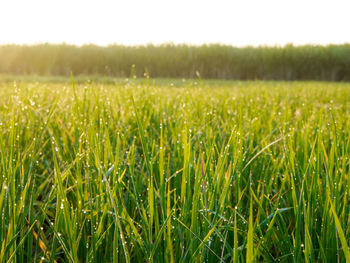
[0,0,349,46]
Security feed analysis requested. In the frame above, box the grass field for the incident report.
[0,79,350,262]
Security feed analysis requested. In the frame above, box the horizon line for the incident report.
[1,41,350,48]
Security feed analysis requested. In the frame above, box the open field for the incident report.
[0,79,350,262]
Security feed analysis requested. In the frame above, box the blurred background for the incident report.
[0,0,349,80]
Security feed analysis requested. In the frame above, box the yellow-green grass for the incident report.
[0,79,349,262]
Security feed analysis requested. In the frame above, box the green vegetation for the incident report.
[0,78,350,262]
[1,44,350,81]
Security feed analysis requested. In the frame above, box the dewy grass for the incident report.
[0,79,349,262]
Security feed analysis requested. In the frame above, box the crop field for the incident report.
[0,79,350,262]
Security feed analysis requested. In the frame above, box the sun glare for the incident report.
[0,0,349,46]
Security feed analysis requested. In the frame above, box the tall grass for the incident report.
[1,44,350,80]
[0,79,349,262]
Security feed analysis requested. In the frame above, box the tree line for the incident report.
[0,43,349,81]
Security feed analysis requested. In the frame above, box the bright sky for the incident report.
[0,0,349,46]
